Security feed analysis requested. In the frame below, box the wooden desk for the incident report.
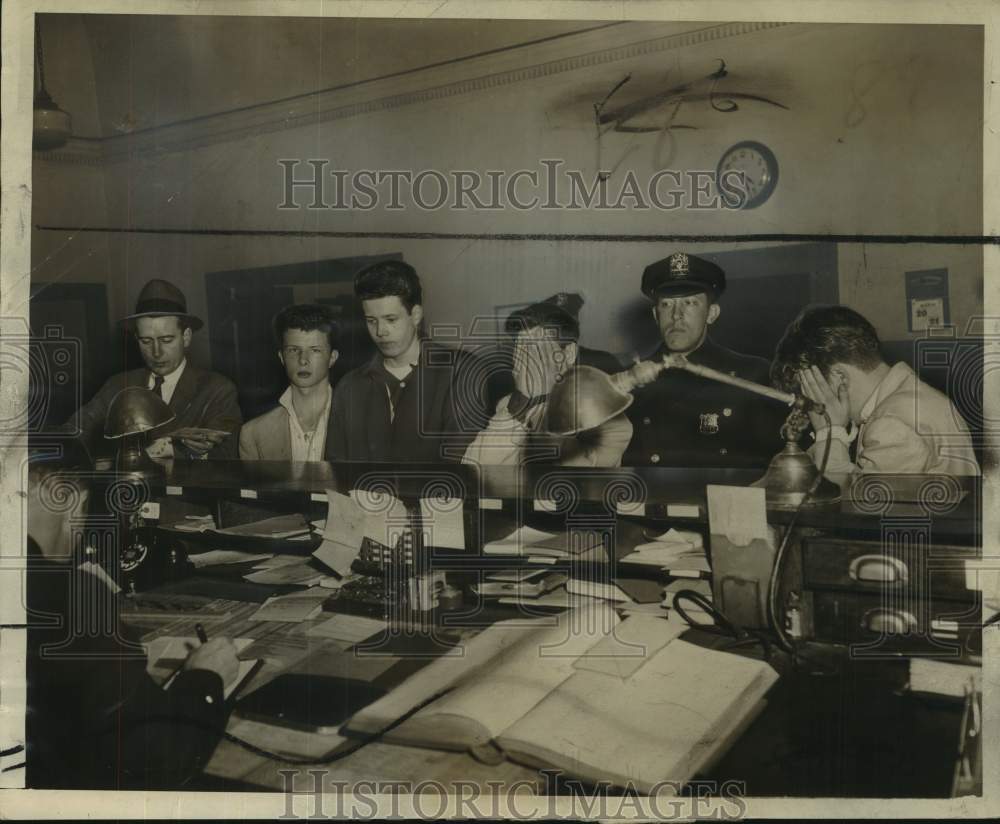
[126,567,970,796]
[115,461,977,795]
[140,461,978,540]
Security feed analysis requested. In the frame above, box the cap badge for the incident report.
[699,412,720,435]
[669,253,690,278]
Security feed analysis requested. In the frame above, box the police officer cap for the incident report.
[641,252,726,299]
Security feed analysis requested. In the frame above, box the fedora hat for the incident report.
[121,279,203,330]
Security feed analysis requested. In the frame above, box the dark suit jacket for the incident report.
[69,363,242,460]
[25,543,228,789]
[328,341,483,462]
[624,337,787,468]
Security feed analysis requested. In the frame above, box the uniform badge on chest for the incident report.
[699,412,720,435]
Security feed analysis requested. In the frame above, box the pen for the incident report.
[195,623,209,644]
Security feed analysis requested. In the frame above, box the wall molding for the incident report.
[39,20,793,166]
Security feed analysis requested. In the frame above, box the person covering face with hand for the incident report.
[771,305,979,480]
[463,298,632,467]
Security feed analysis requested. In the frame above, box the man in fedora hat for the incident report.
[69,279,241,459]
[621,252,785,468]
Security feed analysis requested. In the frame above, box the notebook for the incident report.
[345,604,777,792]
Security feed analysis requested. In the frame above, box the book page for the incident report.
[386,603,619,749]
[346,602,617,741]
[345,617,548,736]
[497,639,777,793]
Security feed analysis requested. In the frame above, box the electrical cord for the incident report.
[671,589,773,660]
[765,409,836,673]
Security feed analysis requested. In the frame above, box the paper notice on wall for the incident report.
[910,297,945,331]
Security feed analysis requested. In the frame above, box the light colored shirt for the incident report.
[147,358,187,405]
[809,361,979,479]
[278,383,332,462]
[463,394,632,467]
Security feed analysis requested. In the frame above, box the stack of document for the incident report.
[169,514,216,533]
[215,513,312,539]
[483,525,606,562]
[243,561,330,586]
[475,569,569,599]
[620,529,710,578]
[249,588,329,623]
[188,549,274,568]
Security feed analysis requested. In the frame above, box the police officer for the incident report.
[622,252,786,468]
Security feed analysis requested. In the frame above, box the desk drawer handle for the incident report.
[862,608,917,635]
[848,555,908,584]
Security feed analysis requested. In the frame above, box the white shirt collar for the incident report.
[279,383,333,461]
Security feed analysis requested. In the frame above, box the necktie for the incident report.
[152,375,165,399]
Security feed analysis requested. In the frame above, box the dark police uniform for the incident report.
[622,252,787,469]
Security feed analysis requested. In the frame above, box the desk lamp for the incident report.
[547,356,841,509]
[103,386,174,480]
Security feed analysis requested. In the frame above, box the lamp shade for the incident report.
[104,387,174,440]
[760,441,841,510]
[32,91,72,151]
[547,365,633,436]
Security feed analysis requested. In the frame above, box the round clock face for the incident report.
[716,141,779,209]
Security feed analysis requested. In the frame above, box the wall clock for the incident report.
[716,141,779,209]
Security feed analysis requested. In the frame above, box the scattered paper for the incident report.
[483,525,559,555]
[305,614,388,644]
[639,528,703,548]
[215,513,312,539]
[251,554,309,570]
[566,579,634,603]
[325,490,390,549]
[189,549,274,569]
[170,515,216,533]
[312,538,360,578]
[618,602,670,617]
[419,495,466,550]
[243,562,327,586]
[706,485,769,546]
[487,569,548,583]
[349,488,409,547]
[499,587,573,608]
[250,590,328,623]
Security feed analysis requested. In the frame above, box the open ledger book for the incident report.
[345,603,777,792]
